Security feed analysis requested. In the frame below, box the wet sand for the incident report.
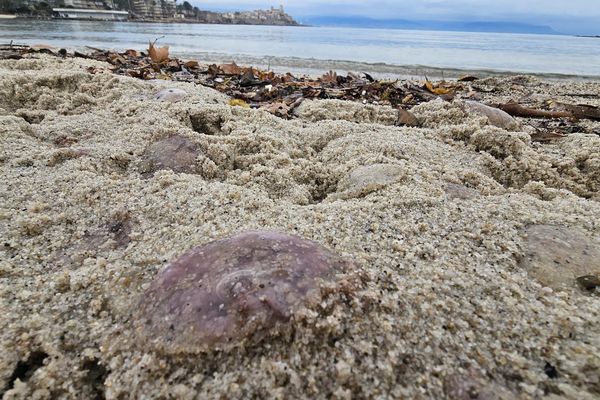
[1,54,599,399]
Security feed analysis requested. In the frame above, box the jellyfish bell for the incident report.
[134,231,355,353]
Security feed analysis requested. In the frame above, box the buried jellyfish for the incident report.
[134,231,356,353]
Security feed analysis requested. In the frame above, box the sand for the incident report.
[0,54,599,399]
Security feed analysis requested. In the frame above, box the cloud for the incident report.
[189,0,600,34]
[192,0,598,17]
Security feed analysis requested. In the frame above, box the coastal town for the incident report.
[0,0,299,25]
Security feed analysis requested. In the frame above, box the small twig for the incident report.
[497,102,573,119]
[560,93,600,98]
[151,35,166,47]
[85,45,105,52]
[0,43,29,48]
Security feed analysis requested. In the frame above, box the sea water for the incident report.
[1,19,599,77]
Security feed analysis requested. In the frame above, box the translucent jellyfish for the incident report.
[444,183,479,200]
[140,135,200,175]
[521,225,600,290]
[134,231,353,352]
[460,101,519,131]
[154,88,188,103]
[331,163,405,200]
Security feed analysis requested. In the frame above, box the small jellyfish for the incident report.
[134,231,353,353]
[140,135,200,175]
[520,225,600,290]
[460,100,519,131]
[154,88,188,103]
[444,183,479,201]
[331,163,405,200]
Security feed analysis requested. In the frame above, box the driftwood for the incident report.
[550,102,600,121]
[498,101,600,121]
[497,102,573,119]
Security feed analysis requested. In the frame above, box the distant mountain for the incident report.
[300,16,560,35]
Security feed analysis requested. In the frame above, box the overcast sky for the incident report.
[191,0,600,34]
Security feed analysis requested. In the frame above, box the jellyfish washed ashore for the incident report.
[134,231,354,353]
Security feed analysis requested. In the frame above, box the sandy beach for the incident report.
[1,54,599,399]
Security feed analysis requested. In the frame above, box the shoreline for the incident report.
[179,51,600,82]
[2,40,599,82]
[8,15,302,27]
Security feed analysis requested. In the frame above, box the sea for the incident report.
[1,19,599,79]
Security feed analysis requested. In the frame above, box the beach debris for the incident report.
[320,70,338,84]
[424,80,455,97]
[2,44,595,139]
[183,60,199,69]
[457,75,479,82]
[576,275,600,291]
[497,101,573,119]
[140,135,200,175]
[107,52,126,65]
[396,108,419,127]
[65,45,459,117]
[105,215,133,249]
[229,98,250,108]
[124,49,141,58]
[548,101,600,121]
[443,370,515,400]
[444,183,479,200]
[262,101,291,118]
[53,211,133,269]
[493,100,600,139]
[154,88,188,102]
[173,67,194,81]
[54,135,78,147]
[213,62,243,76]
[332,164,405,200]
[525,116,588,139]
[520,225,600,290]
[148,40,169,63]
[544,362,559,379]
[134,230,353,352]
[0,51,22,60]
[460,101,519,130]
[31,43,58,53]
[529,131,567,143]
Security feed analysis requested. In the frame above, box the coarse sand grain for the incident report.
[1,55,599,399]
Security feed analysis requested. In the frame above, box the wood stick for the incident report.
[551,102,600,121]
[560,93,600,98]
[497,102,573,119]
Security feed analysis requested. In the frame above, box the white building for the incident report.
[53,8,129,21]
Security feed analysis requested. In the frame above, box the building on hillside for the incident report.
[205,5,298,26]
[130,0,175,19]
[53,8,128,20]
[62,0,107,8]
